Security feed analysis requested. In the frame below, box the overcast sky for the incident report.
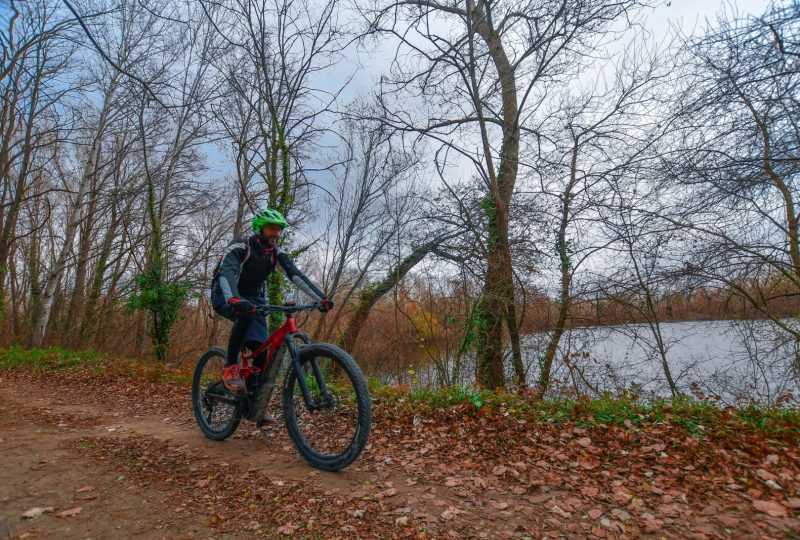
[207,1,774,185]
[333,0,772,100]
[646,0,769,34]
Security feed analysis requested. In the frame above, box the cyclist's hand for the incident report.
[318,297,334,313]
[228,297,256,317]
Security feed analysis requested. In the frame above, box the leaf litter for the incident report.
[4,367,800,538]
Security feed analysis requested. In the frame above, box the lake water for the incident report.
[525,319,799,404]
[415,319,799,405]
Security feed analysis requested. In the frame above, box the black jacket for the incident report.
[214,235,324,302]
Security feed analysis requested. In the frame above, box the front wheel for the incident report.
[283,343,371,471]
[192,347,241,440]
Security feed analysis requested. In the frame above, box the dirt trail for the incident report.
[0,394,220,539]
[0,373,502,539]
[1,369,797,539]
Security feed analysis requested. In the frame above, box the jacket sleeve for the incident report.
[218,238,248,301]
[276,249,325,301]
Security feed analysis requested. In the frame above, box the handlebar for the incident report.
[255,302,320,315]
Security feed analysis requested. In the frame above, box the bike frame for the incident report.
[237,304,332,410]
[238,312,297,379]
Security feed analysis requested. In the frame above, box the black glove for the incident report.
[318,297,334,312]
[227,297,256,317]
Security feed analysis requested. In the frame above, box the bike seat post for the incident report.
[241,348,253,368]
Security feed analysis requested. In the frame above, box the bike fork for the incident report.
[286,335,333,410]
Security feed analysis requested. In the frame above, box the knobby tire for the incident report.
[192,347,241,440]
[282,343,371,471]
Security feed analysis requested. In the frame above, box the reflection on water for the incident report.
[530,319,798,404]
[413,319,799,405]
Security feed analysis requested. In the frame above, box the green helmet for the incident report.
[251,208,288,233]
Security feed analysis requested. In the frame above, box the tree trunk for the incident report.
[61,158,101,343]
[468,0,520,390]
[234,179,247,238]
[79,212,116,347]
[537,139,579,396]
[30,145,97,347]
[338,239,440,353]
[0,47,41,315]
[27,221,42,345]
[30,74,118,347]
[506,298,525,388]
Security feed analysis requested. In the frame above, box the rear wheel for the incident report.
[192,347,240,440]
[283,343,371,471]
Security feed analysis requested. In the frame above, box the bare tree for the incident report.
[303,104,422,338]
[359,0,645,389]
[0,0,72,315]
[595,206,683,396]
[664,1,800,371]
[126,2,219,360]
[530,34,672,395]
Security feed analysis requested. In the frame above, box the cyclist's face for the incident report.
[260,224,282,246]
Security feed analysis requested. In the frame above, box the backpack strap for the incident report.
[238,240,251,283]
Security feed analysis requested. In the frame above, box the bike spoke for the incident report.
[196,355,237,433]
[288,354,361,458]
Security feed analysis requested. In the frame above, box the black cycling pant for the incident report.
[227,315,252,366]
[225,320,270,368]
[212,289,269,367]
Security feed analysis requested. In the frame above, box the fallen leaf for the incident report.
[75,485,93,493]
[57,507,82,518]
[611,508,631,521]
[22,507,55,519]
[377,488,397,499]
[755,469,777,482]
[588,508,603,519]
[642,518,663,533]
[716,515,739,527]
[591,525,606,538]
[582,486,599,497]
[578,456,600,470]
[195,478,210,488]
[441,506,463,520]
[275,523,299,535]
[752,500,787,517]
[764,479,783,490]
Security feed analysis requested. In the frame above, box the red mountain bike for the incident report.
[192,303,371,471]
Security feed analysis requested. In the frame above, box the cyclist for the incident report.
[210,208,333,392]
